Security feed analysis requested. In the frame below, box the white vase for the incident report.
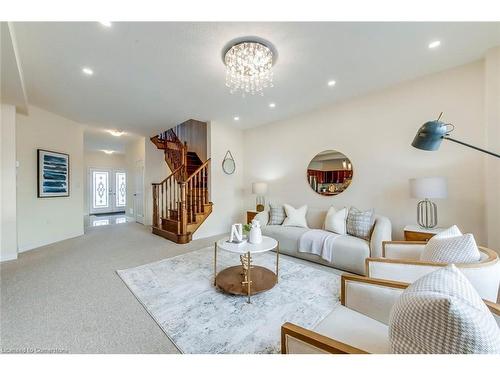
[248,220,262,244]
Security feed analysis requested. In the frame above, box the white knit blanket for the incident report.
[298,229,342,263]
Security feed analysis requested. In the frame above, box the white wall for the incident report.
[243,61,488,243]
[1,104,18,261]
[193,121,244,239]
[16,106,84,252]
[484,47,500,252]
[83,150,127,215]
[125,137,145,220]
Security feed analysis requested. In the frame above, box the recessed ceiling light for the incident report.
[99,22,112,28]
[269,103,276,108]
[428,40,441,49]
[102,150,114,154]
[82,67,94,76]
[108,129,126,137]
[328,80,336,87]
[233,116,240,121]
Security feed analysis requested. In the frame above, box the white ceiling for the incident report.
[9,22,500,135]
[83,126,142,154]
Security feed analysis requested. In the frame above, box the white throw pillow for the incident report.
[323,207,347,235]
[433,224,462,239]
[389,265,500,354]
[420,225,481,263]
[282,204,308,228]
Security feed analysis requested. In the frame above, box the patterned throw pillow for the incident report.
[268,203,286,225]
[346,207,374,240]
[420,225,481,264]
[389,265,500,354]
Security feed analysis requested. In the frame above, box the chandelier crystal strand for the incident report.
[224,42,273,96]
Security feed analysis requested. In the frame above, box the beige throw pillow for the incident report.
[282,204,308,228]
[389,265,500,354]
[420,225,481,264]
[323,207,347,235]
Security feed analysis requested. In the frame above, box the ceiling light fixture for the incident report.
[233,116,240,121]
[99,21,112,28]
[108,129,126,137]
[328,80,336,87]
[102,150,114,154]
[224,40,274,96]
[269,103,276,108]
[82,67,94,76]
[428,40,441,49]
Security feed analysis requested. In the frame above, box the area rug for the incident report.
[117,247,340,354]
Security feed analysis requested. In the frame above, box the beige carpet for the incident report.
[0,222,343,354]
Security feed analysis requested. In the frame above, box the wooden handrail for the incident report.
[185,159,211,182]
[152,165,184,185]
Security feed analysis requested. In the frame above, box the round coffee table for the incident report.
[214,236,279,303]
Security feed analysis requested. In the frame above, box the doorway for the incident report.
[89,168,127,214]
[133,161,145,224]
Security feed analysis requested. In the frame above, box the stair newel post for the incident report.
[152,184,158,228]
[183,141,188,169]
[161,181,164,219]
[189,179,193,221]
[194,173,198,214]
[202,165,206,206]
[170,177,173,215]
[179,181,188,236]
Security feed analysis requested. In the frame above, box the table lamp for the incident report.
[252,182,268,212]
[409,177,448,229]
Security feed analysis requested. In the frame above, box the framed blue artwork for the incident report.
[37,149,70,198]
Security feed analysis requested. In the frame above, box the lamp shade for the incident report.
[409,177,448,199]
[411,120,448,151]
[252,182,268,195]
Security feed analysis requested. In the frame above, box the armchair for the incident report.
[365,241,500,302]
[281,274,500,354]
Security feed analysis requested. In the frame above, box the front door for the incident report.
[89,168,127,214]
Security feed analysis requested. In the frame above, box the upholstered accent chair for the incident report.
[365,241,500,302]
[281,274,500,354]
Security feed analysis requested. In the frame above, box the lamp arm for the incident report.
[443,136,500,158]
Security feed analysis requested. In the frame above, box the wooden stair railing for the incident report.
[151,156,211,244]
[152,165,184,230]
[151,129,188,177]
[185,159,210,224]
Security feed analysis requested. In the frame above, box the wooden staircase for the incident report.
[150,126,212,244]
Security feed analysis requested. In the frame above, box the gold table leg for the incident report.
[247,251,251,303]
[276,241,280,282]
[240,251,253,303]
[213,241,217,286]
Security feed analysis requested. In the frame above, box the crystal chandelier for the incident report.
[224,41,274,96]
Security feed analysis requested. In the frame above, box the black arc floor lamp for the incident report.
[412,113,500,158]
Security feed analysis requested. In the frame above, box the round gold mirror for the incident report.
[307,150,353,196]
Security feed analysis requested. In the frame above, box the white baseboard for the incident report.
[0,253,18,262]
[17,231,84,253]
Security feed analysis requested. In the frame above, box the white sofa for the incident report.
[254,208,392,275]
[281,274,500,354]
